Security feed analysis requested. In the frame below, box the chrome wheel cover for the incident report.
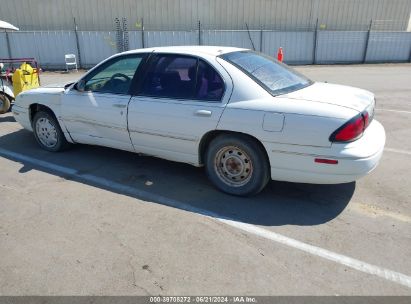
[214,145,253,187]
[35,117,58,148]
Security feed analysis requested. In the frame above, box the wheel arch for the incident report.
[198,130,270,167]
[29,103,74,143]
[29,103,57,124]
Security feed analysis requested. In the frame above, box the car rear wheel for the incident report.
[33,111,70,152]
[0,94,11,114]
[205,134,270,196]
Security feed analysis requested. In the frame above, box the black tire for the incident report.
[205,134,271,196]
[0,94,11,114]
[32,111,71,152]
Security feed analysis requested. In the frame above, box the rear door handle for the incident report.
[113,104,127,108]
[194,110,212,117]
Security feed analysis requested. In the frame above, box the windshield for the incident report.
[220,51,312,96]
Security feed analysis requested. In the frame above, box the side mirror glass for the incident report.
[76,79,86,92]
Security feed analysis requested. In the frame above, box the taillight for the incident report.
[329,111,370,143]
[315,158,338,164]
[363,111,370,128]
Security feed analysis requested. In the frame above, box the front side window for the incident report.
[84,55,143,94]
[140,55,225,101]
[220,51,312,95]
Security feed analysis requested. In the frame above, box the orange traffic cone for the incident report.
[277,47,284,62]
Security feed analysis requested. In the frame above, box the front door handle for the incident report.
[194,110,212,117]
[113,104,127,108]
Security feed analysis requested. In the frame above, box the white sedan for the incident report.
[12,46,385,196]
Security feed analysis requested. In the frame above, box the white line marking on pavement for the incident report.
[349,203,411,223]
[385,148,411,156]
[376,108,411,114]
[1,147,411,289]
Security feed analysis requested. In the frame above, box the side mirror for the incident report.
[76,79,86,92]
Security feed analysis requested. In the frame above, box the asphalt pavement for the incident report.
[0,64,410,295]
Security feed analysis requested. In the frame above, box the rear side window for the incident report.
[140,55,224,101]
[141,55,197,99]
[195,60,224,101]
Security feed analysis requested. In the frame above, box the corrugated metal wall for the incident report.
[1,0,410,31]
[1,30,410,69]
[6,31,77,65]
[366,31,411,61]
[0,33,8,58]
[76,31,118,66]
[315,31,369,63]
[262,32,315,63]
[144,31,197,47]
[1,0,410,68]
[202,30,260,49]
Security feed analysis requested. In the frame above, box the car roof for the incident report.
[121,45,248,57]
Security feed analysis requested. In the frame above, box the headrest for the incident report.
[160,71,181,88]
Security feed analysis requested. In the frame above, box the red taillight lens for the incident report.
[363,111,370,128]
[315,158,338,164]
[330,113,365,142]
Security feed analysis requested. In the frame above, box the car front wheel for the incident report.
[33,111,70,152]
[205,134,270,196]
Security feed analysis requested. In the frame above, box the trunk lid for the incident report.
[279,82,375,113]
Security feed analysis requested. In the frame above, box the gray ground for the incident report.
[0,64,410,295]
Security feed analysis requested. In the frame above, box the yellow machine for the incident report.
[1,58,41,114]
[11,62,40,96]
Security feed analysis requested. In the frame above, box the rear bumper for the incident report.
[266,120,385,184]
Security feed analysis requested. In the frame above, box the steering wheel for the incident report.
[110,73,130,82]
[101,73,131,93]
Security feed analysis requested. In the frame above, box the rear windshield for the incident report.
[220,51,312,95]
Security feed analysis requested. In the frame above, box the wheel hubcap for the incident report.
[35,117,58,148]
[214,146,253,187]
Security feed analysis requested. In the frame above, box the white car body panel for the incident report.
[215,58,360,148]
[267,120,385,184]
[12,87,74,142]
[282,82,375,112]
[12,46,385,185]
[11,103,31,129]
[61,91,134,152]
[128,96,226,165]
[127,54,233,165]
